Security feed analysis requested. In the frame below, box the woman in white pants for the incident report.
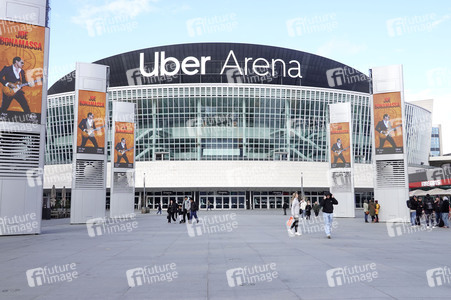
[288,192,302,236]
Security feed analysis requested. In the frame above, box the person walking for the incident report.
[312,201,320,217]
[189,198,199,223]
[300,197,307,219]
[283,201,288,215]
[374,200,380,223]
[416,197,424,226]
[369,199,376,223]
[320,192,338,239]
[408,196,417,226]
[305,200,312,220]
[363,200,369,223]
[424,194,434,228]
[288,192,302,236]
[433,196,441,228]
[440,196,450,228]
[181,196,191,224]
[167,200,176,223]
[156,203,162,215]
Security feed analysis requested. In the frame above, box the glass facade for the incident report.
[404,103,432,165]
[46,85,373,165]
[430,126,441,157]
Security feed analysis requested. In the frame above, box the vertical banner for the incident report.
[0,0,49,235]
[113,121,134,168]
[76,90,106,154]
[110,102,136,218]
[329,103,354,218]
[373,92,403,155]
[370,65,409,222]
[330,122,351,168]
[71,63,109,224]
[0,20,45,124]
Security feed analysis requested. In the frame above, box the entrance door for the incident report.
[238,196,245,209]
[215,196,223,209]
[223,196,230,209]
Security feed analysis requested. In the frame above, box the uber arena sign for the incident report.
[136,50,302,79]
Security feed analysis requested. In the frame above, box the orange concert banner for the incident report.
[114,121,134,168]
[373,92,403,155]
[330,122,351,168]
[0,21,45,124]
[76,90,106,154]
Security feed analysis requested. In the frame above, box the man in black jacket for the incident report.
[0,57,32,116]
[320,192,338,239]
[424,194,434,228]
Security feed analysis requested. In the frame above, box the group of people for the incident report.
[166,196,199,224]
[283,198,320,219]
[287,192,338,239]
[407,194,450,228]
[362,199,381,223]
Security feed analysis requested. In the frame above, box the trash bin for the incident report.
[42,208,51,220]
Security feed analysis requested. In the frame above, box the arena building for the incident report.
[44,43,432,210]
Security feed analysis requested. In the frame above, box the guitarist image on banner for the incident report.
[115,138,130,164]
[331,138,347,165]
[78,112,99,148]
[375,114,397,149]
[0,57,33,120]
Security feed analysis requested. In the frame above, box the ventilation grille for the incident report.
[376,160,406,188]
[0,132,41,177]
[74,160,104,189]
[113,172,134,193]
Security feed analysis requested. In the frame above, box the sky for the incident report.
[48,0,451,153]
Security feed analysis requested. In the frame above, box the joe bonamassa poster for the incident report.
[76,90,106,154]
[114,122,134,168]
[373,92,403,155]
[330,122,351,168]
[0,20,45,124]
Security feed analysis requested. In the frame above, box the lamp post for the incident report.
[300,172,304,199]
[142,172,146,212]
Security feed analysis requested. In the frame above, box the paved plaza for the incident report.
[1,210,451,299]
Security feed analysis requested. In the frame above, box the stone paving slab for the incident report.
[1,210,451,299]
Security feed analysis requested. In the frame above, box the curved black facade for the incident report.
[48,43,370,95]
